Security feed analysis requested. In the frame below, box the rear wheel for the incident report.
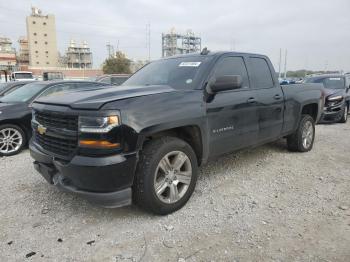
[0,124,26,156]
[339,105,348,123]
[287,115,315,152]
[133,136,198,215]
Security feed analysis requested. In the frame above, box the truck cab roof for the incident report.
[160,51,267,60]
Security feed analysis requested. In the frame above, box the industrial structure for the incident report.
[0,37,17,72]
[26,7,58,67]
[162,28,201,57]
[0,7,101,82]
[65,40,93,69]
[17,36,30,68]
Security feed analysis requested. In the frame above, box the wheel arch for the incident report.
[301,103,319,122]
[0,119,30,142]
[139,125,204,166]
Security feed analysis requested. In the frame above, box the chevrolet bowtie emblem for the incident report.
[37,124,47,135]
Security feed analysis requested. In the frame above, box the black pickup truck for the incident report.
[30,51,323,215]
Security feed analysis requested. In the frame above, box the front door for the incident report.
[206,55,259,157]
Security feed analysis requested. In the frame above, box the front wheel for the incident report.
[339,105,348,123]
[287,115,315,152]
[133,136,198,215]
[0,124,26,156]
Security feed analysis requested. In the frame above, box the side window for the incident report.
[214,56,249,88]
[38,84,75,98]
[249,57,274,89]
[100,77,112,84]
[111,77,127,85]
[75,82,105,90]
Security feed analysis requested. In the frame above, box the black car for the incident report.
[0,81,35,97]
[0,81,108,156]
[305,74,350,123]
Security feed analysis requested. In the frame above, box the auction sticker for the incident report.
[179,62,201,67]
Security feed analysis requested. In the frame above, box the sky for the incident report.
[1,0,350,72]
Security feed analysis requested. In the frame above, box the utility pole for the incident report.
[278,48,282,79]
[106,42,114,58]
[116,40,120,52]
[146,22,151,62]
[284,49,288,79]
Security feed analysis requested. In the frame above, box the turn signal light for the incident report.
[79,140,120,149]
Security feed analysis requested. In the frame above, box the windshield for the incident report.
[0,83,46,103]
[0,83,8,91]
[123,56,210,89]
[305,77,345,89]
[14,73,33,80]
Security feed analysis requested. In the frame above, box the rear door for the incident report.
[206,55,259,157]
[247,56,284,143]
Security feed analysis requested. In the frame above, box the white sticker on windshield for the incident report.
[179,62,201,67]
[329,78,341,80]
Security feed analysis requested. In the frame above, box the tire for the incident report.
[287,114,315,152]
[133,136,198,215]
[0,124,26,156]
[339,104,348,123]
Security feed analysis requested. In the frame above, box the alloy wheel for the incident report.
[154,151,192,204]
[301,120,314,149]
[0,128,23,154]
[344,106,348,120]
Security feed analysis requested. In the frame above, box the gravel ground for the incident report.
[1,122,350,262]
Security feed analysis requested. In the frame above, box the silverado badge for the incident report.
[37,125,47,135]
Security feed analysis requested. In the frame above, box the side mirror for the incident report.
[206,75,242,94]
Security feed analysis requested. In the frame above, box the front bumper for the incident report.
[30,141,137,208]
[319,102,345,123]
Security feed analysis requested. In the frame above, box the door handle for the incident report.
[247,97,256,103]
[274,94,282,100]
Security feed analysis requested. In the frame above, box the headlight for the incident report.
[328,95,343,101]
[79,115,119,133]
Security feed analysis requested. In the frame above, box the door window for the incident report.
[100,77,111,84]
[75,82,104,89]
[249,57,274,89]
[111,77,128,85]
[38,83,76,98]
[214,57,249,88]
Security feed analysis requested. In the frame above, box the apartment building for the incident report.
[26,7,58,67]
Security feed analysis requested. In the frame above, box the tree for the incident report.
[102,51,131,74]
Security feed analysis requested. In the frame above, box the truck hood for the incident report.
[0,102,28,119]
[34,85,176,110]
